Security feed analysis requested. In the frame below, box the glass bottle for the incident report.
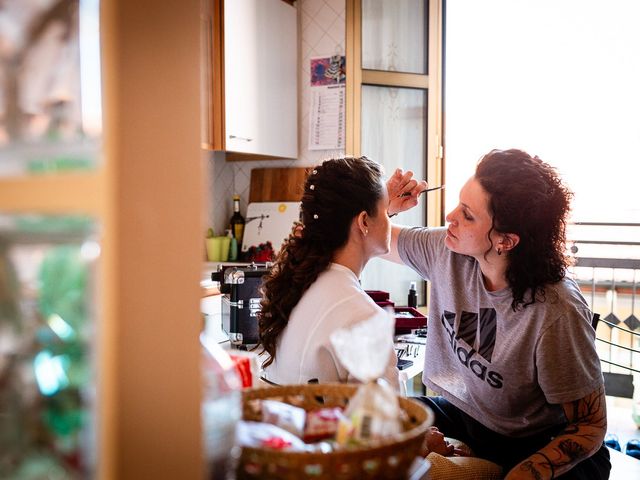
[229,195,245,247]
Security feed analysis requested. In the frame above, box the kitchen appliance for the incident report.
[211,263,272,346]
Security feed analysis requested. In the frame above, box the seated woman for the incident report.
[385,149,609,478]
[257,156,399,389]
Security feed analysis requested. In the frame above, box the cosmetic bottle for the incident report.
[408,281,417,308]
[227,229,238,261]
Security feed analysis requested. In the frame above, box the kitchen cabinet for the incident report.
[202,0,298,160]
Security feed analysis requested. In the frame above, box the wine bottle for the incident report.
[229,195,245,246]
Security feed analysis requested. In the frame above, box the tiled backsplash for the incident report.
[205,154,297,236]
[205,0,346,235]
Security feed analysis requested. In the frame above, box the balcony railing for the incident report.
[568,222,640,399]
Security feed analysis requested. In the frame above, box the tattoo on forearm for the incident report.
[558,439,587,460]
[533,452,555,478]
[529,386,607,476]
[519,460,544,480]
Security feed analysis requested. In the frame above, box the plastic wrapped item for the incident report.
[236,421,308,451]
[303,407,344,443]
[330,310,402,446]
[261,400,306,438]
[201,333,242,480]
[229,350,260,389]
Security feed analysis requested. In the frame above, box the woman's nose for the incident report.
[445,209,456,224]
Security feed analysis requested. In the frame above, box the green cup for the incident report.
[205,237,223,261]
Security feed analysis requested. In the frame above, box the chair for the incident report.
[591,312,636,399]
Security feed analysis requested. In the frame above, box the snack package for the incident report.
[261,400,306,438]
[330,310,402,445]
[303,407,344,443]
[235,421,308,451]
[229,349,260,389]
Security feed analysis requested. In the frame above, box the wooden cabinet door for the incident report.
[213,0,297,159]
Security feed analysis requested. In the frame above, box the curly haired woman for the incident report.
[258,156,399,389]
[386,149,610,479]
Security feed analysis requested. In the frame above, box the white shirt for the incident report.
[263,263,400,390]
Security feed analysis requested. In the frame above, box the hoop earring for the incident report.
[497,248,502,256]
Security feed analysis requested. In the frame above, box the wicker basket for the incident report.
[238,383,433,480]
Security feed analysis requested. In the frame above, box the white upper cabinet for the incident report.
[203,0,297,160]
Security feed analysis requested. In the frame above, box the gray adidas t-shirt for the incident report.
[398,227,603,437]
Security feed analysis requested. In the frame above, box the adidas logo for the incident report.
[441,309,504,389]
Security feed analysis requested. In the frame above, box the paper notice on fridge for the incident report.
[308,84,346,151]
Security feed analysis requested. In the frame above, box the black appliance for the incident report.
[211,263,271,346]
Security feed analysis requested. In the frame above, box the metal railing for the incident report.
[568,222,640,398]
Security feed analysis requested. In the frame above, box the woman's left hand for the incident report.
[386,168,428,216]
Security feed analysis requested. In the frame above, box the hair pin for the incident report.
[313,214,319,219]
[310,184,315,190]
[312,169,318,175]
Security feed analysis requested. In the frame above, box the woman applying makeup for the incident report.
[386,149,609,479]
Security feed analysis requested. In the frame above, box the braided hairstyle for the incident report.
[257,156,384,367]
[475,149,573,310]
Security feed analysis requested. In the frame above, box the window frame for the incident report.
[345,0,445,305]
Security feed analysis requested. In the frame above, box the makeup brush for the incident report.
[399,185,445,197]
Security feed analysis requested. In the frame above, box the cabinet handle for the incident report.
[229,135,253,142]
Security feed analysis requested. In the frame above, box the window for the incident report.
[444,1,640,392]
[444,0,640,231]
[347,0,443,304]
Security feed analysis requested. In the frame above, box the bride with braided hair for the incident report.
[258,156,412,388]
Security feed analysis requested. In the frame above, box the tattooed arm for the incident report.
[505,386,607,480]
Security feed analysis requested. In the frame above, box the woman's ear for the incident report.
[356,211,369,236]
[500,233,520,252]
